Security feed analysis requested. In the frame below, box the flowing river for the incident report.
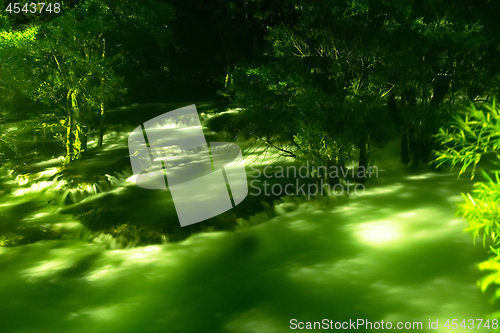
[0,103,495,332]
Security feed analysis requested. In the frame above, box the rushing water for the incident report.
[0,105,496,332]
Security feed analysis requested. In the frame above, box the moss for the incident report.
[78,209,169,247]
[0,227,65,247]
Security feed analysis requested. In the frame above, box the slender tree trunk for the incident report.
[98,36,106,147]
[71,90,84,160]
[387,93,400,126]
[419,129,431,163]
[65,90,74,164]
[225,63,233,88]
[65,117,73,164]
[80,114,88,152]
[214,11,234,88]
[404,88,419,167]
[431,76,448,107]
[409,124,419,168]
[357,135,368,184]
[387,93,412,165]
[98,102,105,147]
[401,126,410,165]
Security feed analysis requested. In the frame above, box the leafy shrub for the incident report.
[434,100,500,179]
[435,99,500,313]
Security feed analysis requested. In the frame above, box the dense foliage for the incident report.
[0,0,174,164]
[435,100,500,317]
[220,0,500,180]
[1,0,500,172]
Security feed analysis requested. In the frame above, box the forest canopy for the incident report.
[2,0,499,173]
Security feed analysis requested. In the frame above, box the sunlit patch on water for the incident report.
[360,183,405,196]
[20,243,99,282]
[84,245,174,283]
[349,208,467,248]
[398,191,415,198]
[287,219,317,232]
[354,220,402,246]
[67,304,126,322]
[447,194,465,203]
[14,167,59,186]
[30,157,65,168]
[406,173,449,180]
[287,255,375,285]
[22,258,76,281]
[84,263,124,282]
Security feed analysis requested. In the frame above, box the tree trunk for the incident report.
[98,101,105,147]
[65,90,74,164]
[419,135,431,163]
[65,117,73,165]
[387,93,412,165]
[65,89,86,163]
[214,11,235,88]
[401,126,410,165]
[431,76,448,107]
[72,91,84,160]
[81,123,88,152]
[409,124,419,168]
[224,64,233,88]
[98,35,106,147]
[387,93,400,126]
[357,135,368,184]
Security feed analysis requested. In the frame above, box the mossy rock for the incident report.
[0,227,65,247]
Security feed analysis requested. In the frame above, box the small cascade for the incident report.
[0,104,244,249]
[53,169,133,206]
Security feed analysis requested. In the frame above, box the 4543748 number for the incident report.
[444,319,498,330]
[5,3,61,14]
